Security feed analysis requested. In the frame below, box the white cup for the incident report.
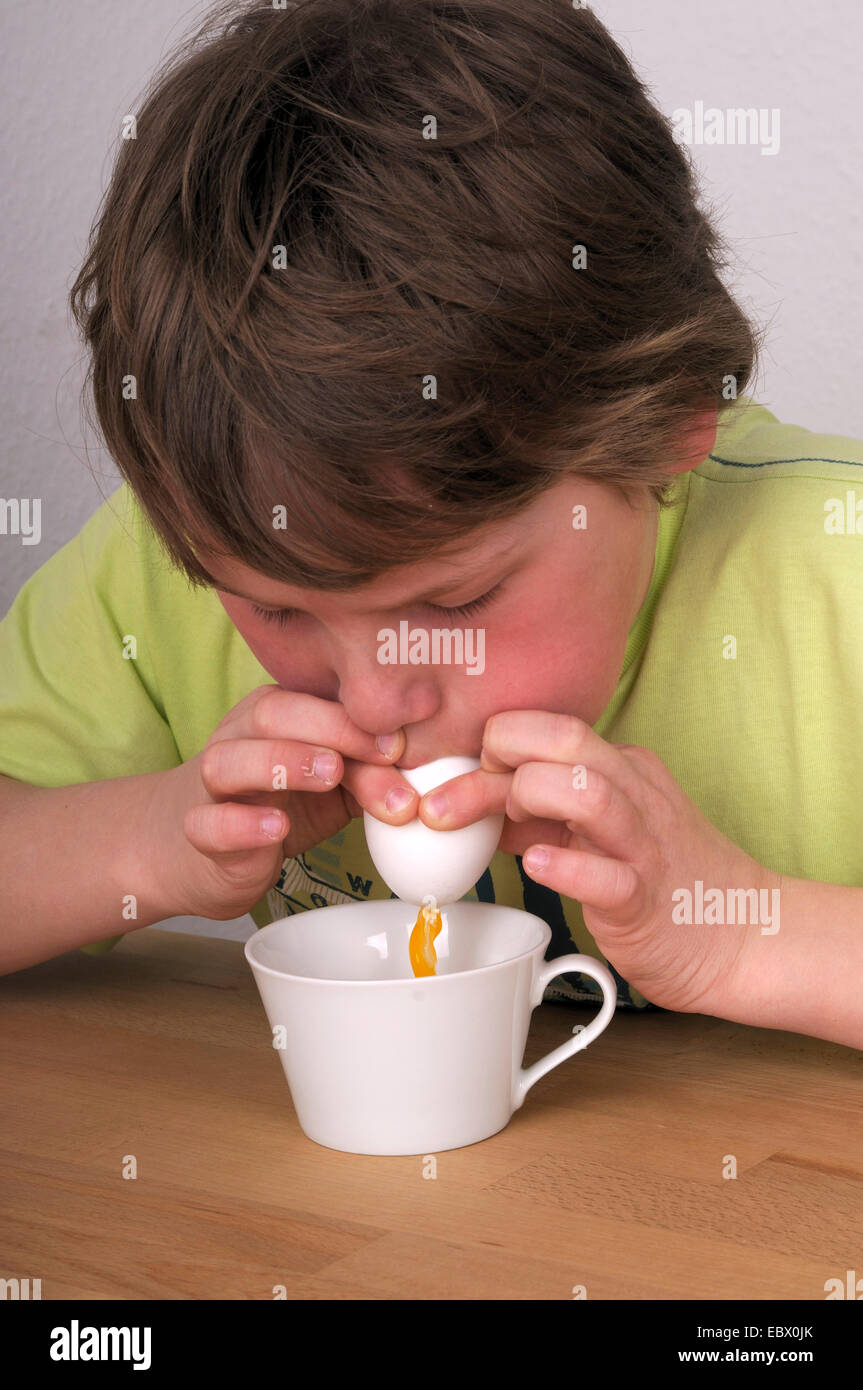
[245,900,617,1155]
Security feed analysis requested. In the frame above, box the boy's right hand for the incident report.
[142,685,418,921]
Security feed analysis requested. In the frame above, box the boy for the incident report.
[1,0,861,1048]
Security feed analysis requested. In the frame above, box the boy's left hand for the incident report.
[419,710,780,1016]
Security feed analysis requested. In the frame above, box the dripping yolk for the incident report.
[409,897,443,977]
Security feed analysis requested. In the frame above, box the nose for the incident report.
[335,647,441,742]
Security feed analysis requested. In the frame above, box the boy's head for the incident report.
[70,0,757,758]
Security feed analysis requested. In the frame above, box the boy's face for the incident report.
[204,475,661,767]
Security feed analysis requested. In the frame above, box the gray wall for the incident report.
[2,0,862,939]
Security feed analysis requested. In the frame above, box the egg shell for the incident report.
[363,755,504,905]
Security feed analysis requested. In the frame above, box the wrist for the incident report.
[703,863,793,1028]
[125,765,194,923]
[686,861,785,1025]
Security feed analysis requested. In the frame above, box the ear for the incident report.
[664,406,718,475]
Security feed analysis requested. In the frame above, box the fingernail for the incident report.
[312,753,338,782]
[524,847,549,871]
[424,791,448,822]
[385,786,415,813]
[376,733,401,758]
[261,813,285,838]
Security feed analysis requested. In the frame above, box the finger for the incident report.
[614,742,674,797]
[508,761,646,866]
[480,710,646,803]
[415,767,511,828]
[199,738,346,798]
[497,815,573,855]
[184,801,289,858]
[522,843,643,916]
[244,688,405,765]
[340,757,420,823]
[201,735,421,824]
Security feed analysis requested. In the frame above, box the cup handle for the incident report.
[512,953,618,1110]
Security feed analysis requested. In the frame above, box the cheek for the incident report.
[217,596,326,691]
[484,601,627,721]
[218,596,271,663]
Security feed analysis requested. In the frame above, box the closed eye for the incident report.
[250,582,501,628]
[427,584,500,619]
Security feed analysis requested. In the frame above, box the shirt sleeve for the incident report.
[0,485,182,956]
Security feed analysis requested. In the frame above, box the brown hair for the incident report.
[70,0,762,590]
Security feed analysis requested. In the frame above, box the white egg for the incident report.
[363,755,504,905]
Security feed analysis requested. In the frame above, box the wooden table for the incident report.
[1,927,860,1300]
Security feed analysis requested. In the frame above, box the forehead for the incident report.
[196,506,534,603]
[192,475,587,601]
[205,532,512,601]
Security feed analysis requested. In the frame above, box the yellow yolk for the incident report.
[409,897,443,977]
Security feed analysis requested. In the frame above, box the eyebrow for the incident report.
[206,545,514,610]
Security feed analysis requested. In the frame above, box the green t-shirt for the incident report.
[2,394,862,1009]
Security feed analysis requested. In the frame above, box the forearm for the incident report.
[0,771,177,975]
[718,875,863,1049]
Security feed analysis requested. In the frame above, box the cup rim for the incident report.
[244,899,551,987]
